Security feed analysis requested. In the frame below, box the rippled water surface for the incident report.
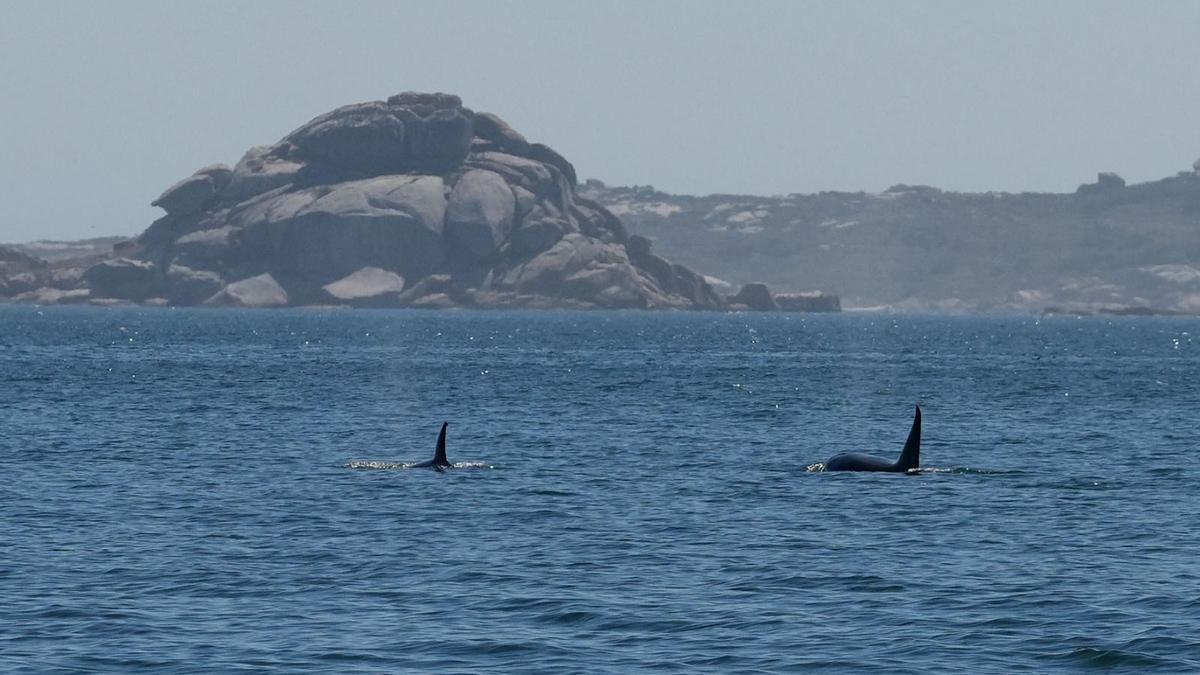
[3,306,1199,673]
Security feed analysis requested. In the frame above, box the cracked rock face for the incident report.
[74,91,720,310]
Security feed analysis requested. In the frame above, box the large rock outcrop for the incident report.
[204,273,289,308]
[321,267,406,307]
[82,258,158,301]
[445,169,516,261]
[152,165,233,216]
[72,92,720,310]
[730,283,778,311]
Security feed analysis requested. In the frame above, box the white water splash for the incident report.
[343,460,493,470]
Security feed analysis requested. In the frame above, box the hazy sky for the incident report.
[3,1,1200,242]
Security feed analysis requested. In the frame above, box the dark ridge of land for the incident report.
[582,167,1200,314]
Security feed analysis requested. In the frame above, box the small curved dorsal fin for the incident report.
[433,422,449,466]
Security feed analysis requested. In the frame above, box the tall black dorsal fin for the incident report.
[433,422,449,466]
[895,405,921,471]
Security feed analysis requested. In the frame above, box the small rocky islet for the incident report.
[0,92,831,312]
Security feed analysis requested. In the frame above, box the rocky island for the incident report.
[5,92,827,311]
[39,89,1200,316]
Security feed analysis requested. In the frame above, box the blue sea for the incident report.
[3,306,1199,673]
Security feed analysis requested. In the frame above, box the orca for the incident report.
[408,422,452,470]
[824,406,921,473]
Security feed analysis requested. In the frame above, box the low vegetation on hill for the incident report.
[583,165,1200,314]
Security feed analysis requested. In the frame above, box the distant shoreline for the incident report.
[2,297,1195,319]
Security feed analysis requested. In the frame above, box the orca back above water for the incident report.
[409,422,451,470]
[824,406,921,473]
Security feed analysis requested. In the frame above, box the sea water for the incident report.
[2,306,1198,673]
